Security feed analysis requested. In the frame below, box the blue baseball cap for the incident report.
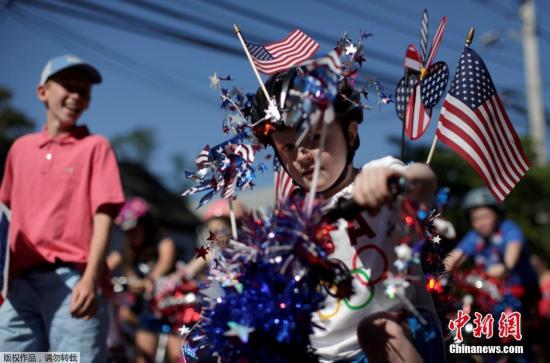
[39,54,102,85]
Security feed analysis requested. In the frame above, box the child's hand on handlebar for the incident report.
[352,167,404,215]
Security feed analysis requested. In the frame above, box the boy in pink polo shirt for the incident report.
[0,55,124,362]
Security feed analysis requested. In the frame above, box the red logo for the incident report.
[448,310,522,342]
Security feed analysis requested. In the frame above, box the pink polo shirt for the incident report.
[0,125,125,277]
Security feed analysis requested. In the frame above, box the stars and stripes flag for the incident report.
[195,145,210,169]
[0,203,10,304]
[244,29,320,75]
[274,156,297,205]
[301,48,342,76]
[436,47,530,202]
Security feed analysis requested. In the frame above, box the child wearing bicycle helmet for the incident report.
[445,187,538,289]
[110,197,181,363]
[251,62,442,363]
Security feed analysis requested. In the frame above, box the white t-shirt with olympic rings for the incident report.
[309,156,438,362]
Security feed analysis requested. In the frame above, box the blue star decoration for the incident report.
[224,321,255,343]
[195,246,210,261]
[182,344,198,359]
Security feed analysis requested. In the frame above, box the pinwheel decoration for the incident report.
[395,10,449,140]
[181,132,256,208]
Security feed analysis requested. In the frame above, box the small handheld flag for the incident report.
[243,29,320,75]
[436,47,530,201]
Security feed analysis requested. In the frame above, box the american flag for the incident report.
[301,49,342,76]
[436,47,530,202]
[244,29,320,75]
[274,155,297,205]
[0,203,10,304]
[195,145,210,169]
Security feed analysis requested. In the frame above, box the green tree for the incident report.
[1,85,36,178]
[0,86,35,143]
[111,127,156,165]
[111,127,191,193]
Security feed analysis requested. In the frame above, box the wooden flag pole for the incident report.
[401,68,409,161]
[228,197,238,240]
[425,135,438,165]
[426,27,475,165]
[233,24,272,103]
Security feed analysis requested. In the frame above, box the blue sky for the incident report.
[1,0,549,194]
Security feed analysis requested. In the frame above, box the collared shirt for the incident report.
[0,125,125,276]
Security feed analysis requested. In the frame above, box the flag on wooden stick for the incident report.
[436,47,530,202]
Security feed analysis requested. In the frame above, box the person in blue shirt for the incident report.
[445,187,538,292]
[445,187,540,362]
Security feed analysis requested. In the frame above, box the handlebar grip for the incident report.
[324,176,407,222]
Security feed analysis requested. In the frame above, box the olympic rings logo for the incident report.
[317,244,389,321]
[352,244,388,286]
[317,268,374,320]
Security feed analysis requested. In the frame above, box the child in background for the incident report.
[108,197,180,363]
[445,187,540,362]
[251,67,443,363]
[177,198,247,281]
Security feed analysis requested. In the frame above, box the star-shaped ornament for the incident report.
[224,321,255,343]
[432,234,442,244]
[195,246,210,260]
[345,43,357,56]
[178,325,191,336]
[209,72,220,89]
[264,99,281,122]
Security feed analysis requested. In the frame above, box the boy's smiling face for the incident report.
[271,120,352,193]
[37,68,92,129]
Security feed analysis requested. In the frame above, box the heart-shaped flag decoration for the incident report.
[420,61,449,108]
[395,73,420,121]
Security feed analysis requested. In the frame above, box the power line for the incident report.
[8,4,214,104]
[18,0,244,57]
[314,0,524,71]
[122,0,401,86]
[0,0,15,27]
[183,0,405,68]
[119,0,267,44]
[18,0,400,90]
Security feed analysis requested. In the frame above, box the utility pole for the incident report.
[519,0,547,165]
